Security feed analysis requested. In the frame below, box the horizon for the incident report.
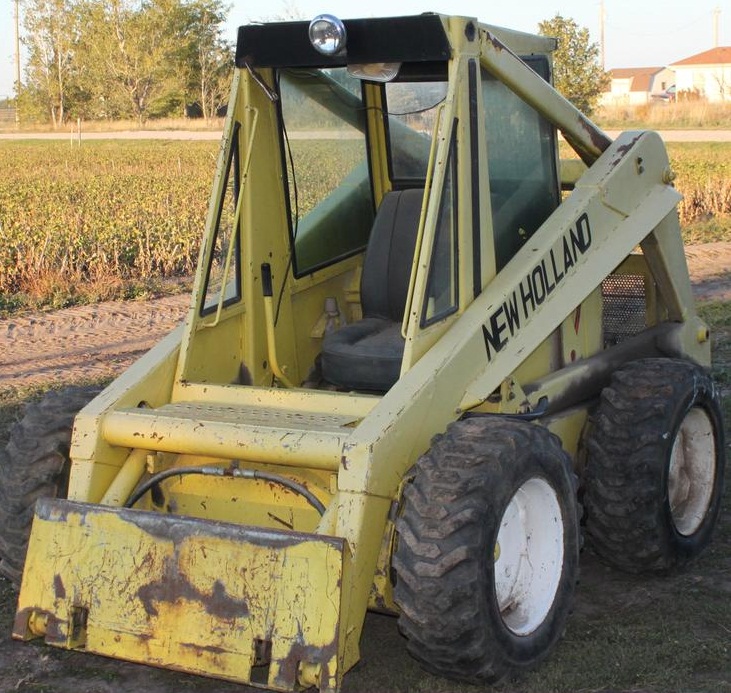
[0,0,727,99]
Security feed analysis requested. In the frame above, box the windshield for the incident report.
[278,68,374,276]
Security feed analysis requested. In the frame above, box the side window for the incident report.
[202,123,242,315]
[422,129,458,326]
[279,68,374,277]
[385,80,448,182]
[482,58,560,270]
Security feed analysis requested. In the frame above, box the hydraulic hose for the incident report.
[124,465,326,515]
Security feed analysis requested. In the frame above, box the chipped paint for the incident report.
[15,497,352,692]
[138,562,250,619]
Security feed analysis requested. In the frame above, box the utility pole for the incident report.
[713,6,721,48]
[13,0,21,126]
[599,0,606,70]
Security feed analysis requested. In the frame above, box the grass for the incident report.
[560,140,731,245]
[597,100,731,130]
[0,139,729,316]
[0,139,215,311]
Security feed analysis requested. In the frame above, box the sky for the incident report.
[1,0,728,98]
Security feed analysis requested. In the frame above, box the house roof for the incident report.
[610,67,663,78]
[608,67,665,92]
[671,46,731,66]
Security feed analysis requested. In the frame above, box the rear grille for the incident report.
[602,273,647,347]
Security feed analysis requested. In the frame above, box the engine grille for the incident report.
[602,273,647,346]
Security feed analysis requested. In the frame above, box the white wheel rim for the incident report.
[494,477,564,636]
[668,406,716,536]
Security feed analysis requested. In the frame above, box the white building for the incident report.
[670,47,731,102]
[601,67,675,106]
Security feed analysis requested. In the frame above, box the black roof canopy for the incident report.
[235,14,451,69]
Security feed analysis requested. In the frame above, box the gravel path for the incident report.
[1,129,731,142]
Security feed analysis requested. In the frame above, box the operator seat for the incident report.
[320,188,424,392]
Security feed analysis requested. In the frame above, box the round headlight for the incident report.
[308,14,347,56]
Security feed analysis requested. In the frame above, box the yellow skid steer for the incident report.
[2,13,724,692]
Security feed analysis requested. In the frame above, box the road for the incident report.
[1,129,731,142]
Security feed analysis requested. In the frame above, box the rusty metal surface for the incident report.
[16,498,351,692]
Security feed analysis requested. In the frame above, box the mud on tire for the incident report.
[392,417,580,684]
[0,385,102,586]
[585,358,725,573]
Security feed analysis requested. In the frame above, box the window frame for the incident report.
[276,68,376,279]
[420,123,459,328]
[200,121,243,317]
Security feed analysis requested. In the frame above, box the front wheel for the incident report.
[0,385,102,586]
[392,417,580,684]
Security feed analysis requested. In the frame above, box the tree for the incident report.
[184,0,232,122]
[79,0,188,123]
[538,14,609,116]
[72,0,230,122]
[22,0,82,127]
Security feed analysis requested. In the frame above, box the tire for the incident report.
[0,385,102,586]
[585,358,725,573]
[392,417,580,684]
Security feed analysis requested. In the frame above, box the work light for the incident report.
[308,14,347,56]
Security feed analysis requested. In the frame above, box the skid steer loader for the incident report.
[1,13,725,692]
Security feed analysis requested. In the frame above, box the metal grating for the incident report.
[602,273,647,346]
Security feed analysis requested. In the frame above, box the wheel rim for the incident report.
[494,477,564,636]
[668,406,716,536]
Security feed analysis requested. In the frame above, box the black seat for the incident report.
[321,189,423,391]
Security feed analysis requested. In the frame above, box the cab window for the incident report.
[422,127,458,326]
[384,76,448,184]
[202,122,242,315]
[278,68,374,277]
[482,57,560,270]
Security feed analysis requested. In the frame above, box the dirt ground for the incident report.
[0,243,729,693]
[0,243,729,392]
[0,294,189,390]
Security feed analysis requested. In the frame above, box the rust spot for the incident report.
[274,621,339,690]
[485,31,506,53]
[53,574,66,599]
[610,134,642,169]
[12,608,34,639]
[180,641,228,655]
[137,557,250,620]
[578,115,612,153]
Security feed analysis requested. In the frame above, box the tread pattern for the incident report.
[392,417,579,684]
[0,385,102,585]
[585,358,725,573]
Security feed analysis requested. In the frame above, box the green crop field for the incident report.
[0,139,729,315]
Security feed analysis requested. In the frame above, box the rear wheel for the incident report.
[585,358,725,573]
[392,417,579,684]
[0,385,102,586]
